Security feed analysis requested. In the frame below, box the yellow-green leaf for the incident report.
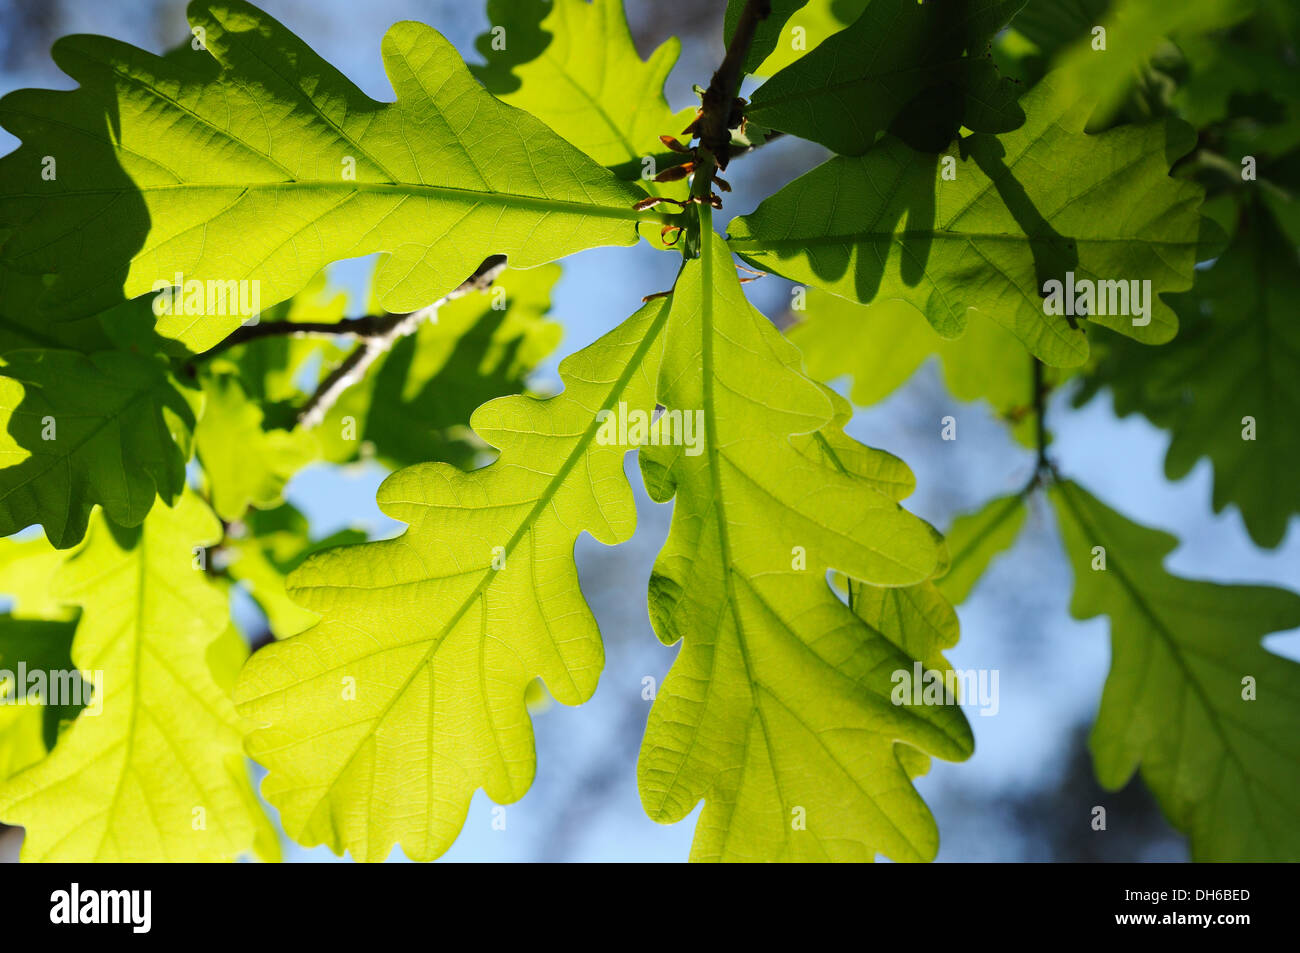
[636,216,970,861]
[0,490,269,861]
[0,0,654,349]
[196,370,318,521]
[474,0,695,183]
[234,297,670,862]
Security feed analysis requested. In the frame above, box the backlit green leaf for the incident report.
[730,73,1206,366]
[0,349,198,548]
[746,0,1025,155]
[1051,479,1300,860]
[235,296,668,862]
[1076,199,1300,547]
[0,490,270,861]
[789,288,1062,444]
[474,0,695,182]
[636,216,970,862]
[0,0,654,350]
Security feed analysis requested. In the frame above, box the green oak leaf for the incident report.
[0,490,271,861]
[936,494,1028,604]
[725,0,812,75]
[196,368,318,521]
[0,617,80,750]
[745,0,1025,156]
[729,73,1206,367]
[234,218,958,862]
[0,266,112,355]
[235,296,670,862]
[1051,480,1300,861]
[744,0,870,77]
[1045,0,1256,123]
[0,349,198,548]
[1004,0,1110,62]
[1076,200,1299,548]
[636,214,970,862]
[0,0,654,350]
[473,0,696,186]
[789,289,1067,445]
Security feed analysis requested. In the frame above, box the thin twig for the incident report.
[296,343,373,430]
[296,255,508,429]
[1033,357,1048,475]
[200,313,403,357]
[198,256,509,362]
[1022,355,1058,494]
[675,0,772,256]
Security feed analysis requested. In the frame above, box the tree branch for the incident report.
[695,0,772,172]
[198,255,509,363]
[201,313,403,356]
[293,255,508,429]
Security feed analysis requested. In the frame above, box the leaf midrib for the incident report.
[694,214,797,860]
[16,180,652,222]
